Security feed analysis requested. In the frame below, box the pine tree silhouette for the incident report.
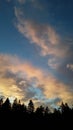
[28,100,34,113]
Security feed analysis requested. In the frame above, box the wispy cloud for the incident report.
[14,7,71,70]
[14,7,59,55]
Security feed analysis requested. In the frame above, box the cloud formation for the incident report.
[4,0,73,105]
[15,7,59,55]
[14,7,71,70]
[5,0,73,107]
[0,54,73,106]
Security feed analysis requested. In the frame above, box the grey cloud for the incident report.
[3,70,17,79]
[23,88,36,101]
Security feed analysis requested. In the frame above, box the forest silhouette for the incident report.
[0,97,73,128]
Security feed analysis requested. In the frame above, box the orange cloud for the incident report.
[0,54,73,106]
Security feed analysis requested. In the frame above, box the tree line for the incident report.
[0,97,73,128]
[0,97,73,115]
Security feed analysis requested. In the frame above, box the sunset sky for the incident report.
[0,0,73,108]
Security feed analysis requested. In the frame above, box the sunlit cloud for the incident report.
[14,7,70,70]
[0,54,73,107]
[15,7,60,56]
[4,0,73,108]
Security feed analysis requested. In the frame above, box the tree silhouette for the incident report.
[0,96,72,128]
[44,106,50,115]
[35,105,44,116]
[0,98,3,111]
[28,100,34,113]
[2,98,11,112]
[0,98,3,106]
[20,103,27,113]
[12,98,19,112]
[60,102,70,114]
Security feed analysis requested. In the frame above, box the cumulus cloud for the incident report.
[0,54,73,106]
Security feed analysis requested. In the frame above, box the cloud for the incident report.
[48,57,60,69]
[15,7,59,42]
[15,16,60,57]
[7,0,73,71]
[0,54,44,101]
[67,64,73,71]
[4,0,73,107]
[14,7,71,70]
[0,54,73,106]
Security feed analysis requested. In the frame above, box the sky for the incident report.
[0,0,73,108]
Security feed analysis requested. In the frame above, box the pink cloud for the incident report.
[14,7,70,70]
[0,54,72,106]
